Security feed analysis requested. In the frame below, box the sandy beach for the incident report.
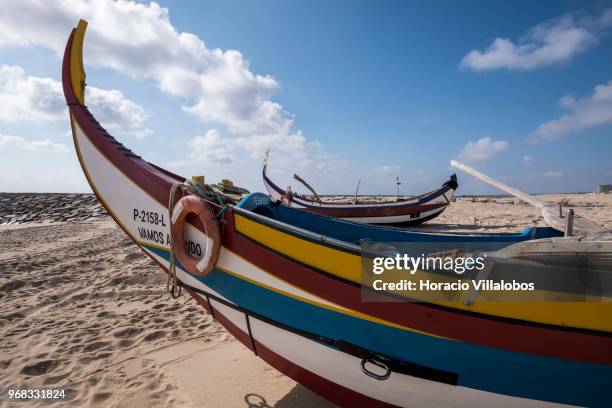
[1,192,611,407]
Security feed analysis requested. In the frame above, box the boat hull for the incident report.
[263,165,457,225]
[68,88,610,408]
[63,22,612,408]
[71,116,574,407]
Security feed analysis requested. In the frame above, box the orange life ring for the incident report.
[170,195,221,276]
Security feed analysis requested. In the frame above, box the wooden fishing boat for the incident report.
[263,155,458,226]
[64,20,612,407]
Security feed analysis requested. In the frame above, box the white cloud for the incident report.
[0,0,334,170]
[523,155,533,162]
[86,87,152,139]
[0,134,69,152]
[180,64,291,136]
[531,80,612,141]
[0,64,152,138]
[235,132,340,172]
[189,129,237,164]
[184,127,346,177]
[0,1,286,134]
[163,159,189,171]
[543,170,564,178]
[460,9,612,71]
[457,137,508,162]
[0,65,65,121]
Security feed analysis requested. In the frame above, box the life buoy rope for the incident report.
[166,179,249,298]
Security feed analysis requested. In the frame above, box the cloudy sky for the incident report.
[1,0,611,194]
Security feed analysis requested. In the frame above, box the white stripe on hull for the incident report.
[264,174,451,223]
[209,298,566,408]
[264,177,285,203]
[264,175,452,209]
[75,121,346,312]
[344,206,446,224]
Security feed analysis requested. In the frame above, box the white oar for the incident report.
[450,160,607,235]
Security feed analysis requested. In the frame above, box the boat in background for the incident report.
[63,20,612,408]
[262,152,459,226]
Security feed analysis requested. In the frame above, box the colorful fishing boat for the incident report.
[263,154,459,226]
[64,20,612,407]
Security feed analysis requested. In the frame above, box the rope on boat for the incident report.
[166,178,250,298]
[184,177,250,206]
[167,182,184,299]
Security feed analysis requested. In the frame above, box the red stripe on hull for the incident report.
[222,217,612,366]
[185,288,399,408]
[302,202,447,218]
[186,287,256,353]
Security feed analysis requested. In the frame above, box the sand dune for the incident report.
[1,192,610,407]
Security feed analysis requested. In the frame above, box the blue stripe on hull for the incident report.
[147,245,612,407]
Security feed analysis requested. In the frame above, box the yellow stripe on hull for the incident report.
[235,212,361,280]
[234,213,612,333]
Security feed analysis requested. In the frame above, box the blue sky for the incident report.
[0,0,611,194]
